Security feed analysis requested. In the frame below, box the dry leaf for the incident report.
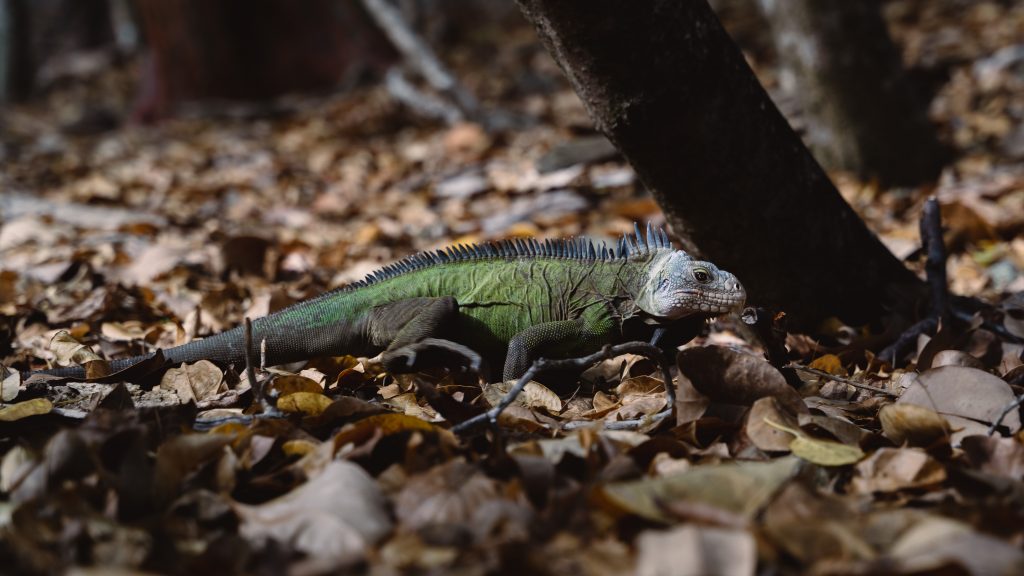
[879,403,952,447]
[636,525,755,576]
[598,457,799,523]
[808,354,845,375]
[235,461,392,566]
[0,398,53,422]
[764,418,864,466]
[745,397,799,452]
[851,448,946,493]
[277,391,333,417]
[482,380,562,414]
[1,370,20,402]
[49,329,102,366]
[898,366,1020,437]
[159,360,225,403]
[677,346,806,415]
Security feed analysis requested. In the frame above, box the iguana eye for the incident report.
[693,268,711,283]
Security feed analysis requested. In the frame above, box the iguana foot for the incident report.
[381,338,483,375]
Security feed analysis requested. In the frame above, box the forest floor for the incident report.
[2,1,1024,574]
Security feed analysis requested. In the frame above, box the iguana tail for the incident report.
[20,325,249,381]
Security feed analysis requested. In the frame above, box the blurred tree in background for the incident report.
[755,0,945,185]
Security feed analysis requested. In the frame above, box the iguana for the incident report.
[21,224,745,382]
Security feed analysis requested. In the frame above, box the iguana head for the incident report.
[635,249,746,319]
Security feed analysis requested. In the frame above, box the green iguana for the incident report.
[21,224,745,382]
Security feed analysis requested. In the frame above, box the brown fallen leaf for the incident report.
[879,403,952,447]
[234,460,392,566]
[887,515,1024,574]
[851,447,946,493]
[764,418,864,466]
[745,396,800,452]
[49,329,102,366]
[268,374,324,396]
[277,391,333,417]
[961,434,1024,478]
[1,370,20,402]
[394,459,505,531]
[677,346,807,415]
[598,457,800,523]
[159,360,225,403]
[482,380,562,414]
[636,525,755,576]
[0,398,53,422]
[898,366,1020,438]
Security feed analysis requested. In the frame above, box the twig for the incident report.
[384,68,463,123]
[879,196,949,366]
[361,0,478,121]
[787,364,897,397]
[451,341,675,434]
[987,392,1024,436]
[921,197,949,322]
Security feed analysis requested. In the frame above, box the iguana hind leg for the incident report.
[370,297,482,374]
[503,318,610,381]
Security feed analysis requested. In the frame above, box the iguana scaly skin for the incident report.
[23,224,745,381]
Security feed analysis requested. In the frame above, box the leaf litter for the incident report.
[2,2,1024,575]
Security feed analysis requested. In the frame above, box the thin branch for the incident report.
[384,68,463,123]
[879,196,949,366]
[787,363,898,397]
[988,392,1024,436]
[451,341,676,434]
[361,0,478,120]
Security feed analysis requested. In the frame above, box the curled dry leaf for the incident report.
[879,403,951,447]
[636,525,756,576]
[677,346,806,415]
[482,380,562,414]
[49,329,102,366]
[930,349,985,369]
[763,418,864,466]
[745,396,800,452]
[598,457,800,523]
[887,515,1024,575]
[898,366,1020,438]
[961,434,1024,478]
[234,460,392,566]
[1,370,20,402]
[0,398,53,422]
[808,353,844,375]
[159,360,225,403]
[277,391,333,417]
[394,459,505,531]
[851,447,946,494]
[268,374,324,396]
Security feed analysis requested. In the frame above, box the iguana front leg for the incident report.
[502,318,611,381]
[370,297,482,374]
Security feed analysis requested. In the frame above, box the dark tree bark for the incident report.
[0,0,33,102]
[757,0,944,186]
[514,0,923,329]
[132,0,397,120]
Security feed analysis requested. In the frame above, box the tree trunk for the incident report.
[514,0,923,329]
[757,0,944,186]
[132,0,397,120]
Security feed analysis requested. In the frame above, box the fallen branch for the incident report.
[361,0,478,122]
[879,197,948,366]
[787,364,897,397]
[451,341,676,434]
[988,392,1024,436]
